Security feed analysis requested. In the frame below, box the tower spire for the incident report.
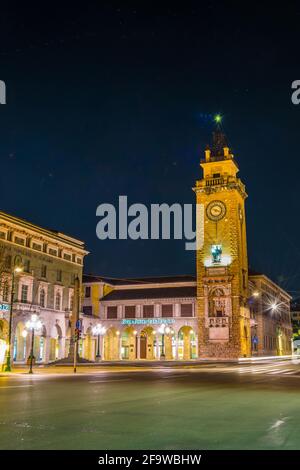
[204,116,231,162]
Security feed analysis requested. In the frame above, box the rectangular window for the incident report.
[57,270,62,282]
[32,242,42,251]
[85,286,91,298]
[21,285,28,303]
[49,248,57,256]
[5,255,11,269]
[180,304,193,317]
[107,306,118,319]
[14,236,25,246]
[83,306,92,316]
[76,257,82,264]
[23,260,30,273]
[63,253,72,261]
[161,304,173,317]
[41,265,47,278]
[124,305,136,318]
[0,232,6,240]
[143,305,154,318]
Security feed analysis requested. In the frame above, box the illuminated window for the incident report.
[211,245,222,264]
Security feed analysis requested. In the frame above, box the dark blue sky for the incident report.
[0,3,300,295]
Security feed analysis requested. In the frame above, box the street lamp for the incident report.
[25,314,42,374]
[271,302,279,312]
[158,323,171,360]
[3,255,23,372]
[92,323,106,360]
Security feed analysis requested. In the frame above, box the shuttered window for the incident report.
[161,304,173,317]
[124,306,136,318]
[180,304,193,317]
[107,306,118,319]
[143,305,154,318]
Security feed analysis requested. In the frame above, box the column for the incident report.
[136,334,140,360]
[100,334,105,360]
[156,334,160,359]
[195,334,199,359]
[175,336,179,360]
[60,337,66,359]
[44,336,51,364]
[119,335,122,360]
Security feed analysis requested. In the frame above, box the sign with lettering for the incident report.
[0,304,9,312]
[121,318,175,326]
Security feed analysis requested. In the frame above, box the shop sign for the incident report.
[121,318,175,326]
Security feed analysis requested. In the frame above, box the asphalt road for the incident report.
[1,359,300,450]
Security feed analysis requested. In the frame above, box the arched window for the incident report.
[55,292,61,311]
[208,288,227,317]
[40,288,45,308]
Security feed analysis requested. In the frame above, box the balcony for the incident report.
[209,317,229,328]
[205,177,225,187]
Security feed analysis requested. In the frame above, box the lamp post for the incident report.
[3,255,23,372]
[92,323,106,360]
[158,323,171,360]
[25,314,42,374]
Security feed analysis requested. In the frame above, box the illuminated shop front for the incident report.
[83,277,200,361]
[99,318,198,361]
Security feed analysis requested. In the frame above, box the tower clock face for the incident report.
[206,200,226,221]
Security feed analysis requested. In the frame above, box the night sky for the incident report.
[0,3,300,295]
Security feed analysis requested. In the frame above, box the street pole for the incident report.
[161,333,165,359]
[97,333,100,358]
[73,276,80,374]
[3,270,15,372]
[29,327,35,374]
[73,335,78,373]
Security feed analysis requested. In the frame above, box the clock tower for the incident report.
[194,130,251,358]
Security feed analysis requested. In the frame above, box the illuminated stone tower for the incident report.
[194,129,251,358]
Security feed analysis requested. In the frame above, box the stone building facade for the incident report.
[194,131,250,358]
[249,272,292,356]
[0,129,293,364]
[80,129,292,361]
[0,211,88,366]
[80,273,292,362]
[81,275,198,361]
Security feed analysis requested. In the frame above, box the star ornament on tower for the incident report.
[214,114,223,125]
